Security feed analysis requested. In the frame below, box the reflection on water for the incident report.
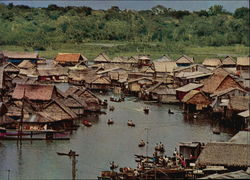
[0,90,236,179]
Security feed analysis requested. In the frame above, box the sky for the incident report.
[0,0,249,12]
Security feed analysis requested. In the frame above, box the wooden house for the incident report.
[93,53,111,64]
[175,71,212,86]
[88,76,112,90]
[182,90,211,112]
[196,142,250,169]
[143,82,178,103]
[3,62,20,78]
[175,55,194,67]
[236,56,250,71]
[127,77,154,94]
[55,53,88,66]
[37,67,68,82]
[61,94,87,116]
[202,58,222,70]
[3,51,39,64]
[12,84,60,111]
[153,61,177,76]
[179,142,202,160]
[202,68,243,95]
[221,56,236,68]
[210,87,247,113]
[176,83,203,101]
[174,64,212,74]
[64,86,102,112]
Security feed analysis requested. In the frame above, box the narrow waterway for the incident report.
[0,88,236,179]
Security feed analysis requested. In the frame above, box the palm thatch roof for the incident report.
[196,142,250,167]
[202,58,222,67]
[153,61,177,73]
[237,56,250,66]
[222,56,236,65]
[182,90,211,105]
[176,55,194,64]
[210,87,246,98]
[37,67,68,76]
[18,60,35,69]
[202,68,242,94]
[3,51,38,59]
[12,84,55,101]
[93,53,111,62]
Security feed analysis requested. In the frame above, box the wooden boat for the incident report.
[127,121,135,127]
[144,107,149,114]
[83,120,92,127]
[109,106,115,111]
[168,109,174,114]
[57,152,70,156]
[212,127,220,134]
[107,119,114,125]
[101,100,108,107]
[138,141,145,147]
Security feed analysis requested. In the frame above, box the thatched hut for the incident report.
[127,77,154,94]
[237,56,250,71]
[196,142,250,168]
[37,67,68,82]
[55,53,88,66]
[182,90,211,112]
[202,58,222,70]
[61,94,87,116]
[202,68,243,94]
[175,55,194,67]
[3,51,39,64]
[176,83,203,101]
[138,55,151,67]
[153,61,177,76]
[64,86,101,112]
[93,53,111,64]
[221,56,236,68]
[3,62,20,78]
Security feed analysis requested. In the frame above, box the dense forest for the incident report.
[0,3,249,51]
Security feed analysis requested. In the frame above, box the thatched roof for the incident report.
[138,55,150,60]
[202,68,235,94]
[202,58,222,67]
[93,53,111,62]
[196,142,250,167]
[228,96,249,111]
[63,94,87,108]
[176,83,203,92]
[37,67,68,76]
[222,56,236,65]
[176,55,194,64]
[153,61,177,73]
[155,55,172,62]
[18,60,35,69]
[237,57,250,66]
[55,53,87,63]
[3,51,38,59]
[146,82,176,95]
[3,62,20,72]
[127,77,153,84]
[229,131,250,144]
[42,99,77,120]
[12,84,55,101]
[182,90,211,105]
[111,56,128,63]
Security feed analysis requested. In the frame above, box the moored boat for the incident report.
[83,120,92,127]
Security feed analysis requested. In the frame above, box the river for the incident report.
[0,85,236,179]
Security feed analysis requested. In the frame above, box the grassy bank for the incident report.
[0,43,249,63]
